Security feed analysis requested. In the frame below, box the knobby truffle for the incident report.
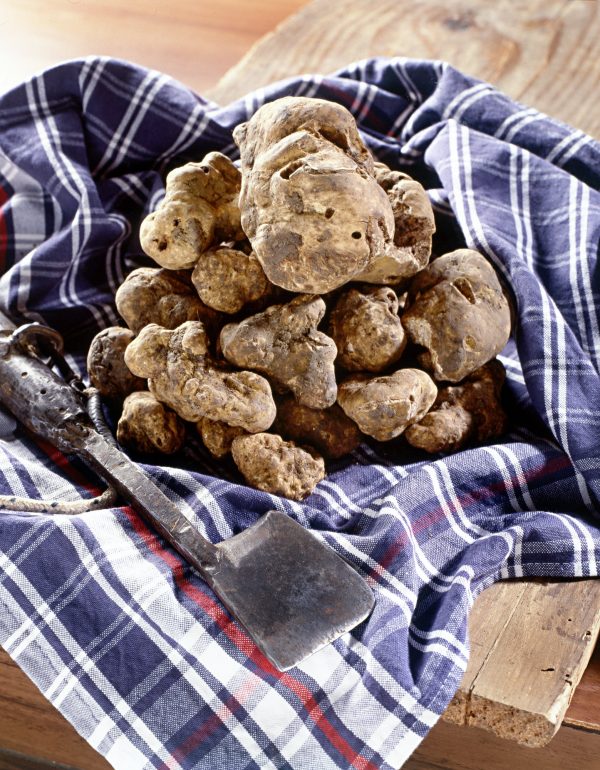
[116,267,220,335]
[357,162,436,285]
[140,152,243,269]
[328,286,406,372]
[197,418,247,459]
[87,326,145,401]
[233,97,396,293]
[117,391,186,455]
[231,432,325,500]
[191,246,271,314]
[220,294,338,409]
[405,360,507,453]
[337,368,437,441]
[124,321,276,432]
[402,249,511,382]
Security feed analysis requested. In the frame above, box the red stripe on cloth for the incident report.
[0,184,8,271]
[124,507,379,770]
[158,680,262,770]
[374,453,574,576]
[31,435,105,497]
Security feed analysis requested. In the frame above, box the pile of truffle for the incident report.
[87,96,511,501]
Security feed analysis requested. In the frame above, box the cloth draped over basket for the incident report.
[0,56,599,770]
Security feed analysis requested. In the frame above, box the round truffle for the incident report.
[329,286,406,372]
[402,249,511,382]
[337,368,437,441]
[191,247,271,314]
[87,326,145,401]
[117,391,185,455]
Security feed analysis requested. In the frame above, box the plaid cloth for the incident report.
[0,56,599,770]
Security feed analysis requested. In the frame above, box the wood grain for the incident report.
[406,718,600,770]
[446,580,600,746]
[443,581,529,725]
[0,0,306,97]
[563,633,600,731]
[208,0,600,137]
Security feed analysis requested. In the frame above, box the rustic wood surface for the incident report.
[0,0,306,97]
[406,717,600,770]
[208,0,600,138]
[0,649,109,769]
[444,580,600,746]
[564,634,600,732]
[1,0,600,767]
[443,581,530,725]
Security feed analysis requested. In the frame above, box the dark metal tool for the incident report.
[0,311,374,670]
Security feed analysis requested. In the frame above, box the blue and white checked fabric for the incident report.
[0,56,599,770]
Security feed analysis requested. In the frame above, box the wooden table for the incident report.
[1,1,600,768]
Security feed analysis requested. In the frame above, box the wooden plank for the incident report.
[462,580,600,746]
[563,621,600,731]
[445,580,600,742]
[0,649,111,769]
[443,581,529,725]
[405,718,600,770]
[208,0,600,138]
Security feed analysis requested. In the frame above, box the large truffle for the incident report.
[117,391,186,455]
[272,397,362,460]
[220,294,338,409]
[86,326,145,400]
[124,321,276,432]
[191,246,271,314]
[405,359,507,453]
[337,368,437,441]
[140,152,243,269]
[115,267,220,335]
[402,249,512,382]
[233,96,396,293]
[231,433,325,500]
[328,286,406,372]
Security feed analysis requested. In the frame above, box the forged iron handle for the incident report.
[78,429,220,575]
[0,321,220,575]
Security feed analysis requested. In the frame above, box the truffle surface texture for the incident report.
[124,321,276,432]
[87,326,145,401]
[117,391,185,455]
[337,368,437,441]
[220,294,337,409]
[233,96,397,293]
[329,286,406,372]
[405,359,507,452]
[231,432,325,500]
[191,247,271,314]
[116,267,220,335]
[402,249,511,382]
[140,152,243,269]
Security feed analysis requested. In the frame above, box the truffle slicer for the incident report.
[0,313,375,671]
